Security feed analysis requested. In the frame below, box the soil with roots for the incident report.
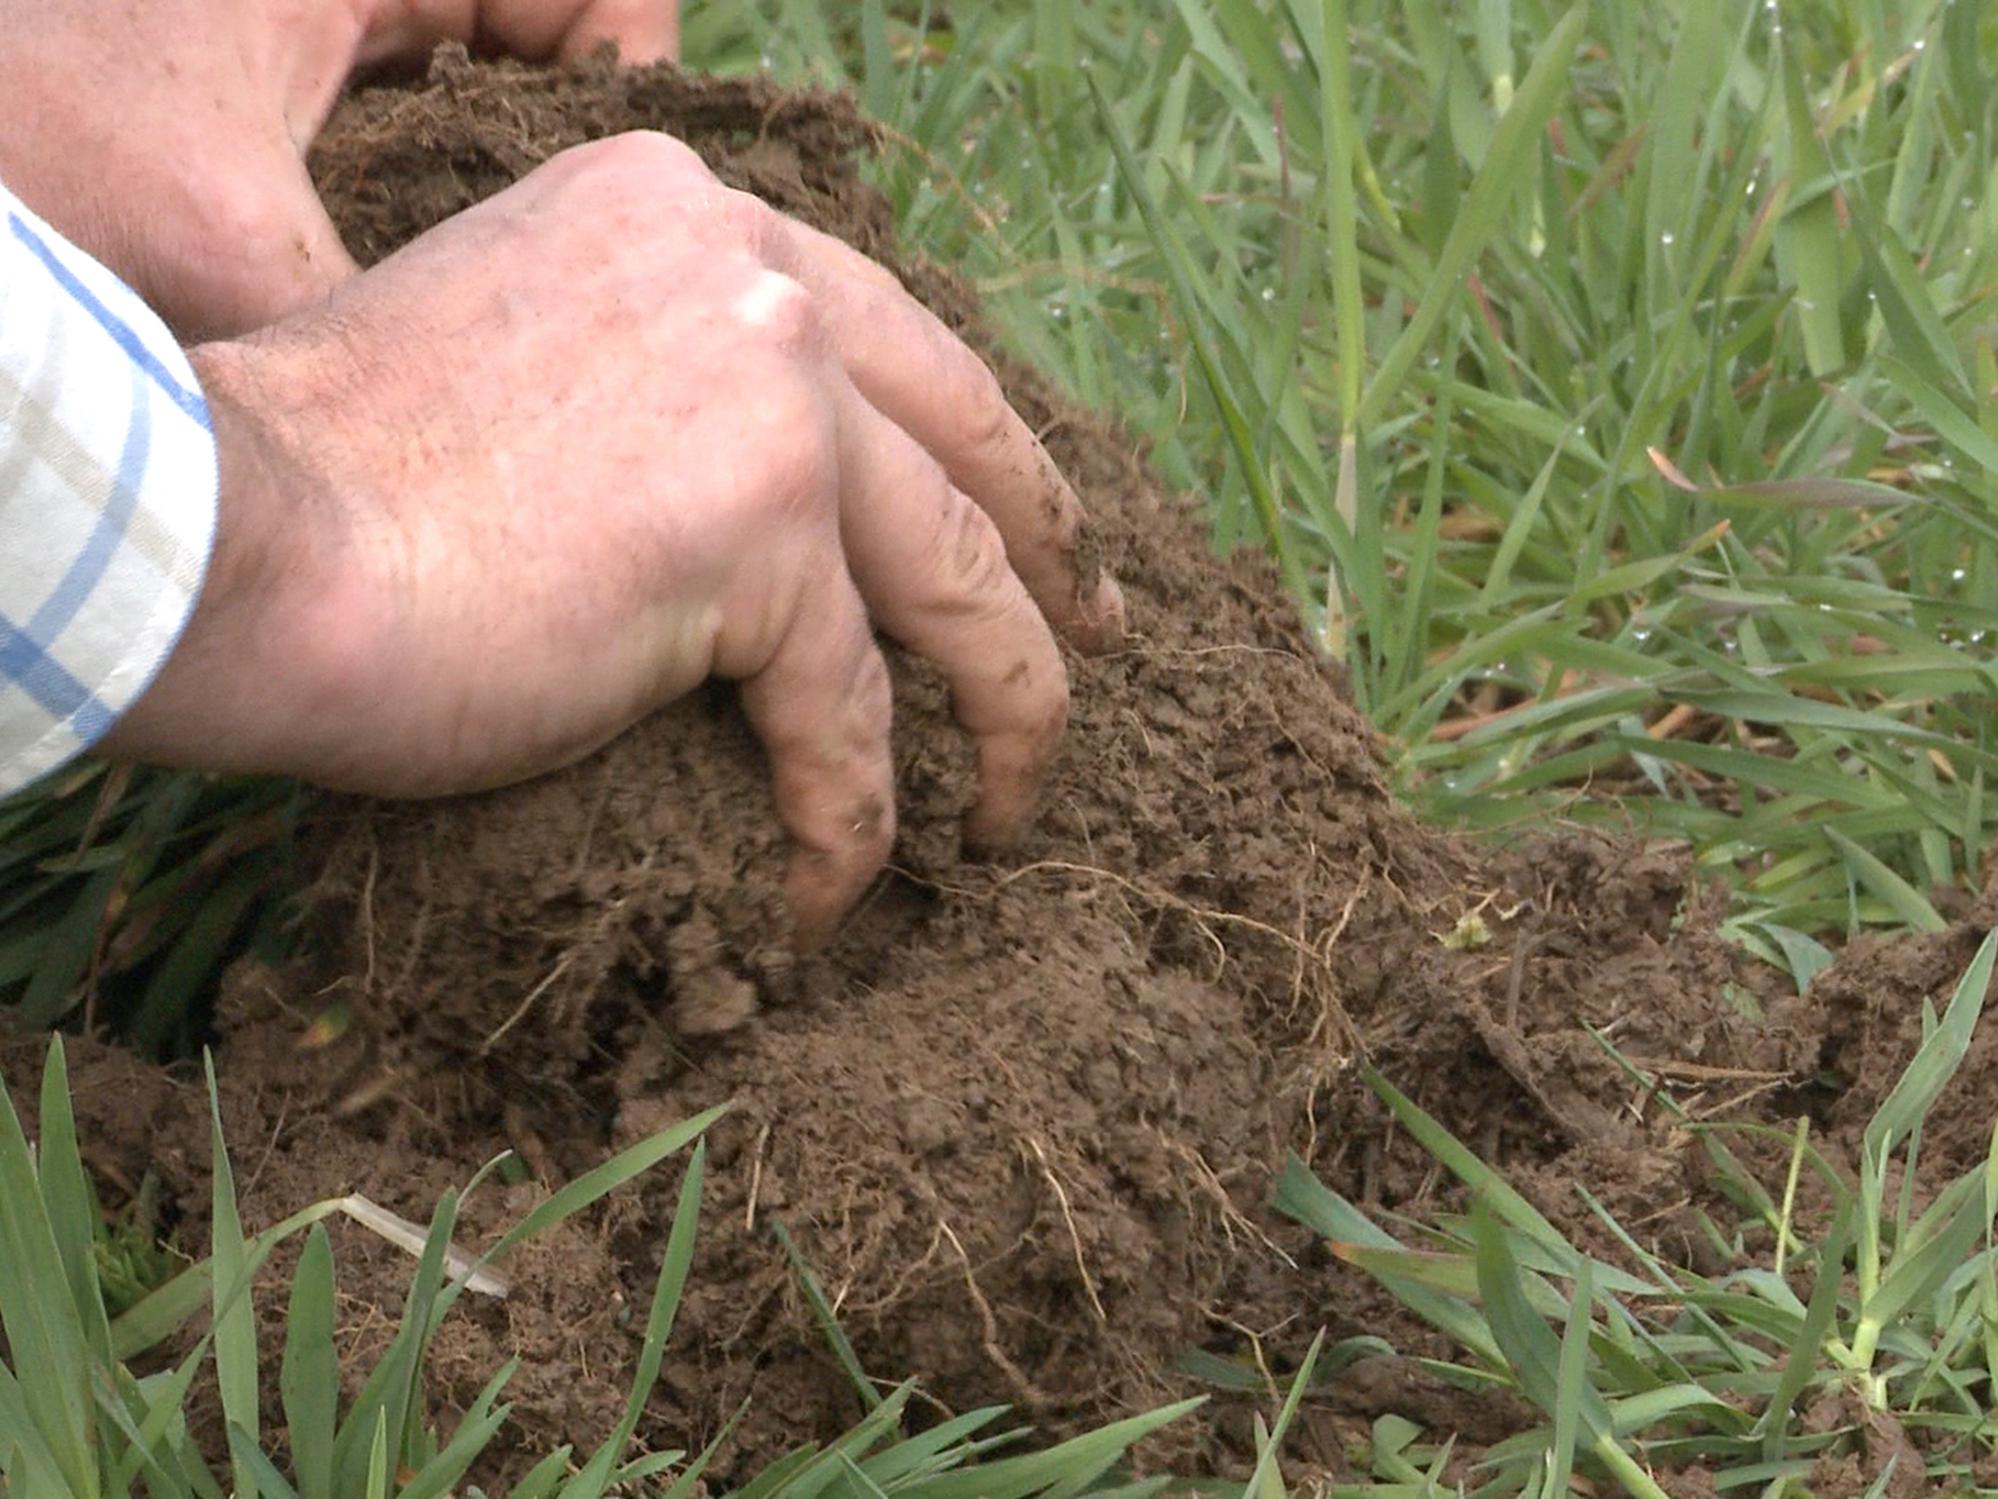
[8,49,1992,1499]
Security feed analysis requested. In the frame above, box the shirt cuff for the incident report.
[0,181,219,798]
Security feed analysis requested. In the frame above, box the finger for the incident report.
[777,220,1126,654]
[358,1,675,66]
[830,381,1068,851]
[556,0,679,62]
[731,565,898,950]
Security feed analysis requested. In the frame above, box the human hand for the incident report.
[0,0,678,341]
[106,133,1125,945]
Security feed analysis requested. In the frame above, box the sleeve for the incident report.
[0,180,219,798]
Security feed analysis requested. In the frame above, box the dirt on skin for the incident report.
[7,49,1995,1494]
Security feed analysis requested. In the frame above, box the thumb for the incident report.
[127,146,359,341]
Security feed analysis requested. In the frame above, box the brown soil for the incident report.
[8,49,1994,1497]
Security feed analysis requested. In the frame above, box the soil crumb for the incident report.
[16,48,1993,1492]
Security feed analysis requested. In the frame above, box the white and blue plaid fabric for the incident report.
[0,180,217,797]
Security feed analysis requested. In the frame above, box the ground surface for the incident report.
[8,53,1995,1491]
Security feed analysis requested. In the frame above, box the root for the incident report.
[1026,1137,1107,1324]
[1155,1129,1297,1270]
[480,954,575,1055]
[940,1218,1054,1410]
[921,859,1365,1057]
[744,1122,771,1232]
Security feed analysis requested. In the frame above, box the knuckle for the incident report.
[729,266,824,356]
[1041,668,1072,743]
[719,377,835,543]
[186,183,306,270]
[934,492,1014,596]
[710,187,781,254]
[739,379,840,525]
[565,129,704,182]
[946,352,1016,459]
[853,644,895,732]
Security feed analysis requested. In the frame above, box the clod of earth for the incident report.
[12,47,1995,1489]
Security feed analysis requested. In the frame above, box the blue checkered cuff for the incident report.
[0,181,219,796]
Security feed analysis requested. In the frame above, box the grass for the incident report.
[12,935,1998,1495]
[0,1040,1194,1498]
[686,0,1998,978]
[10,0,1998,1495]
[1258,927,1998,1494]
[5,0,1997,1022]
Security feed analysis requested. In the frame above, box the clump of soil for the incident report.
[14,48,1994,1494]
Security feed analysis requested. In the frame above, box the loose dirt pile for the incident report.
[10,49,1996,1492]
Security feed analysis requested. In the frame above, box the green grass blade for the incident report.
[437,1103,727,1323]
[35,1038,114,1365]
[1240,1331,1324,1499]
[282,1224,339,1499]
[205,1053,260,1499]
[911,1400,1202,1499]
[565,1140,708,1499]
[0,1051,97,1498]
[1865,927,1997,1156]
[504,1447,574,1499]
[1363,1067,1571,1254]
[1547,1258,1592,1496]
[227,1427,301,1499]
[1358,2,1587,427]
[1824,826,1947,934]
[395,1366,514,1499]
[773,1218,882,1413]
[1760,1200,1852,1460]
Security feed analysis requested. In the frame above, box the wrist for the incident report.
[101,340,376,781]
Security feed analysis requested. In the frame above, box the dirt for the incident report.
[9,48,1998,1494]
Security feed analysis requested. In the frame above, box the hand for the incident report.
[105,133,1125,945]
[0,0,678,341]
